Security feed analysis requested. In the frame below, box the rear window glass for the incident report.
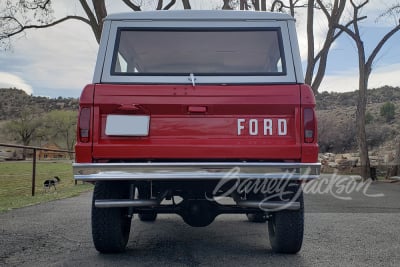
[111,28,286,76]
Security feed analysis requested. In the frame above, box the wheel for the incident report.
[246,213,267,223]
[137,184,157,222]
[92,181,132,253]
[268,189,304,254]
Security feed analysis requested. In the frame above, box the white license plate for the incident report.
[105,115,150,136]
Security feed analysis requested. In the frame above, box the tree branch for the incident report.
[316,0,330,20]
[21,0,51,10]
[366,22,400,69]
[92,0,107,26]
[2,15,91,39]
[271,1,288,12]
[79,0,98,25]
[156,0,163,10]
[378,4,400,20]
[182,0,191,9]
[121,0,141,11]
[78,0,101,42]
[163,0,176,10]
[314,16,367,63]
[332,16,367,40]
[334,23,360,44]
[350,0,369,38]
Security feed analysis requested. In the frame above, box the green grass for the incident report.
[0,161,93,212]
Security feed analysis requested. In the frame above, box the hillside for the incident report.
[0,88,79,120]
[316,86,400,153]
[316,85,400,110]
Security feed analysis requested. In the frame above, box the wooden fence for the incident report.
[0,143,74,196]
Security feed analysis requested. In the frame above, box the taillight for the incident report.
[79,107,91,143]
[303,108,315,143]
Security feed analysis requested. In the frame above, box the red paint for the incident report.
[75,84,318,163]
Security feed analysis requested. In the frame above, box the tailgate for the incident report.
[91,84,301,160]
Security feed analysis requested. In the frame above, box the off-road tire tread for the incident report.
[92,182,131,253]
[268,190,304,254]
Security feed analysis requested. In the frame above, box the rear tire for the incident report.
[268,189,304,254]
[92,181,132,253]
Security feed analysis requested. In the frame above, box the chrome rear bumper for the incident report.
[73,162,320,181]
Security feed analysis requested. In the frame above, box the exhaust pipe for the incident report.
[237,200,300,210]
[95,199,158,208]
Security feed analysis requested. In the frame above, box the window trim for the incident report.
[110,27,287,77]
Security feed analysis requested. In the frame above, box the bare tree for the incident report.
[334,0,400,180]
[4,108,43,158]
[380,3,400,178]
[0,0,348,96]
[270,0,307,17]
[0,0,182,48]
[44,110,77,159]
[306,0,346,94]
[232,1,361,95]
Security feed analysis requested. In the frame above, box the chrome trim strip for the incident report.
[73,162,320,181]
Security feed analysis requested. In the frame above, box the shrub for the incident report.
[365,111,374,124]
[380,102,395,122]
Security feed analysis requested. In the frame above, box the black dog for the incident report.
[43,176,60,191]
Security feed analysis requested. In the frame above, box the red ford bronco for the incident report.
[73,10,320,254]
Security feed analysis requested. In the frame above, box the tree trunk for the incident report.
[252,0,260,11]
[261,0,266,11]
[305,0,315,88]
[222,0,233,9]
[306,0,347,94]
[92,0,107,37]
[396,141,400,176]
[240,0,248,10]
[156,0,163,10]
[182,0,191,9]
[357,67,371,180]
[388,138,400,177]
[289,0,295,17]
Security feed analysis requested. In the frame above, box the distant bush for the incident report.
[380,102,395,122]
[366,124,395,148]
[318,115,357,153]
[365,111,374,124]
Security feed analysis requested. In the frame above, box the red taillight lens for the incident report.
[79,107,91,143]
[304,108,315,143]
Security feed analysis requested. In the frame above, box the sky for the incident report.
[0,0,399,98]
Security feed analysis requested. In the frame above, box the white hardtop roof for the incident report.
[105,10,294,22]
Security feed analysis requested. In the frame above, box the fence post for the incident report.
[32,148,37,196]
